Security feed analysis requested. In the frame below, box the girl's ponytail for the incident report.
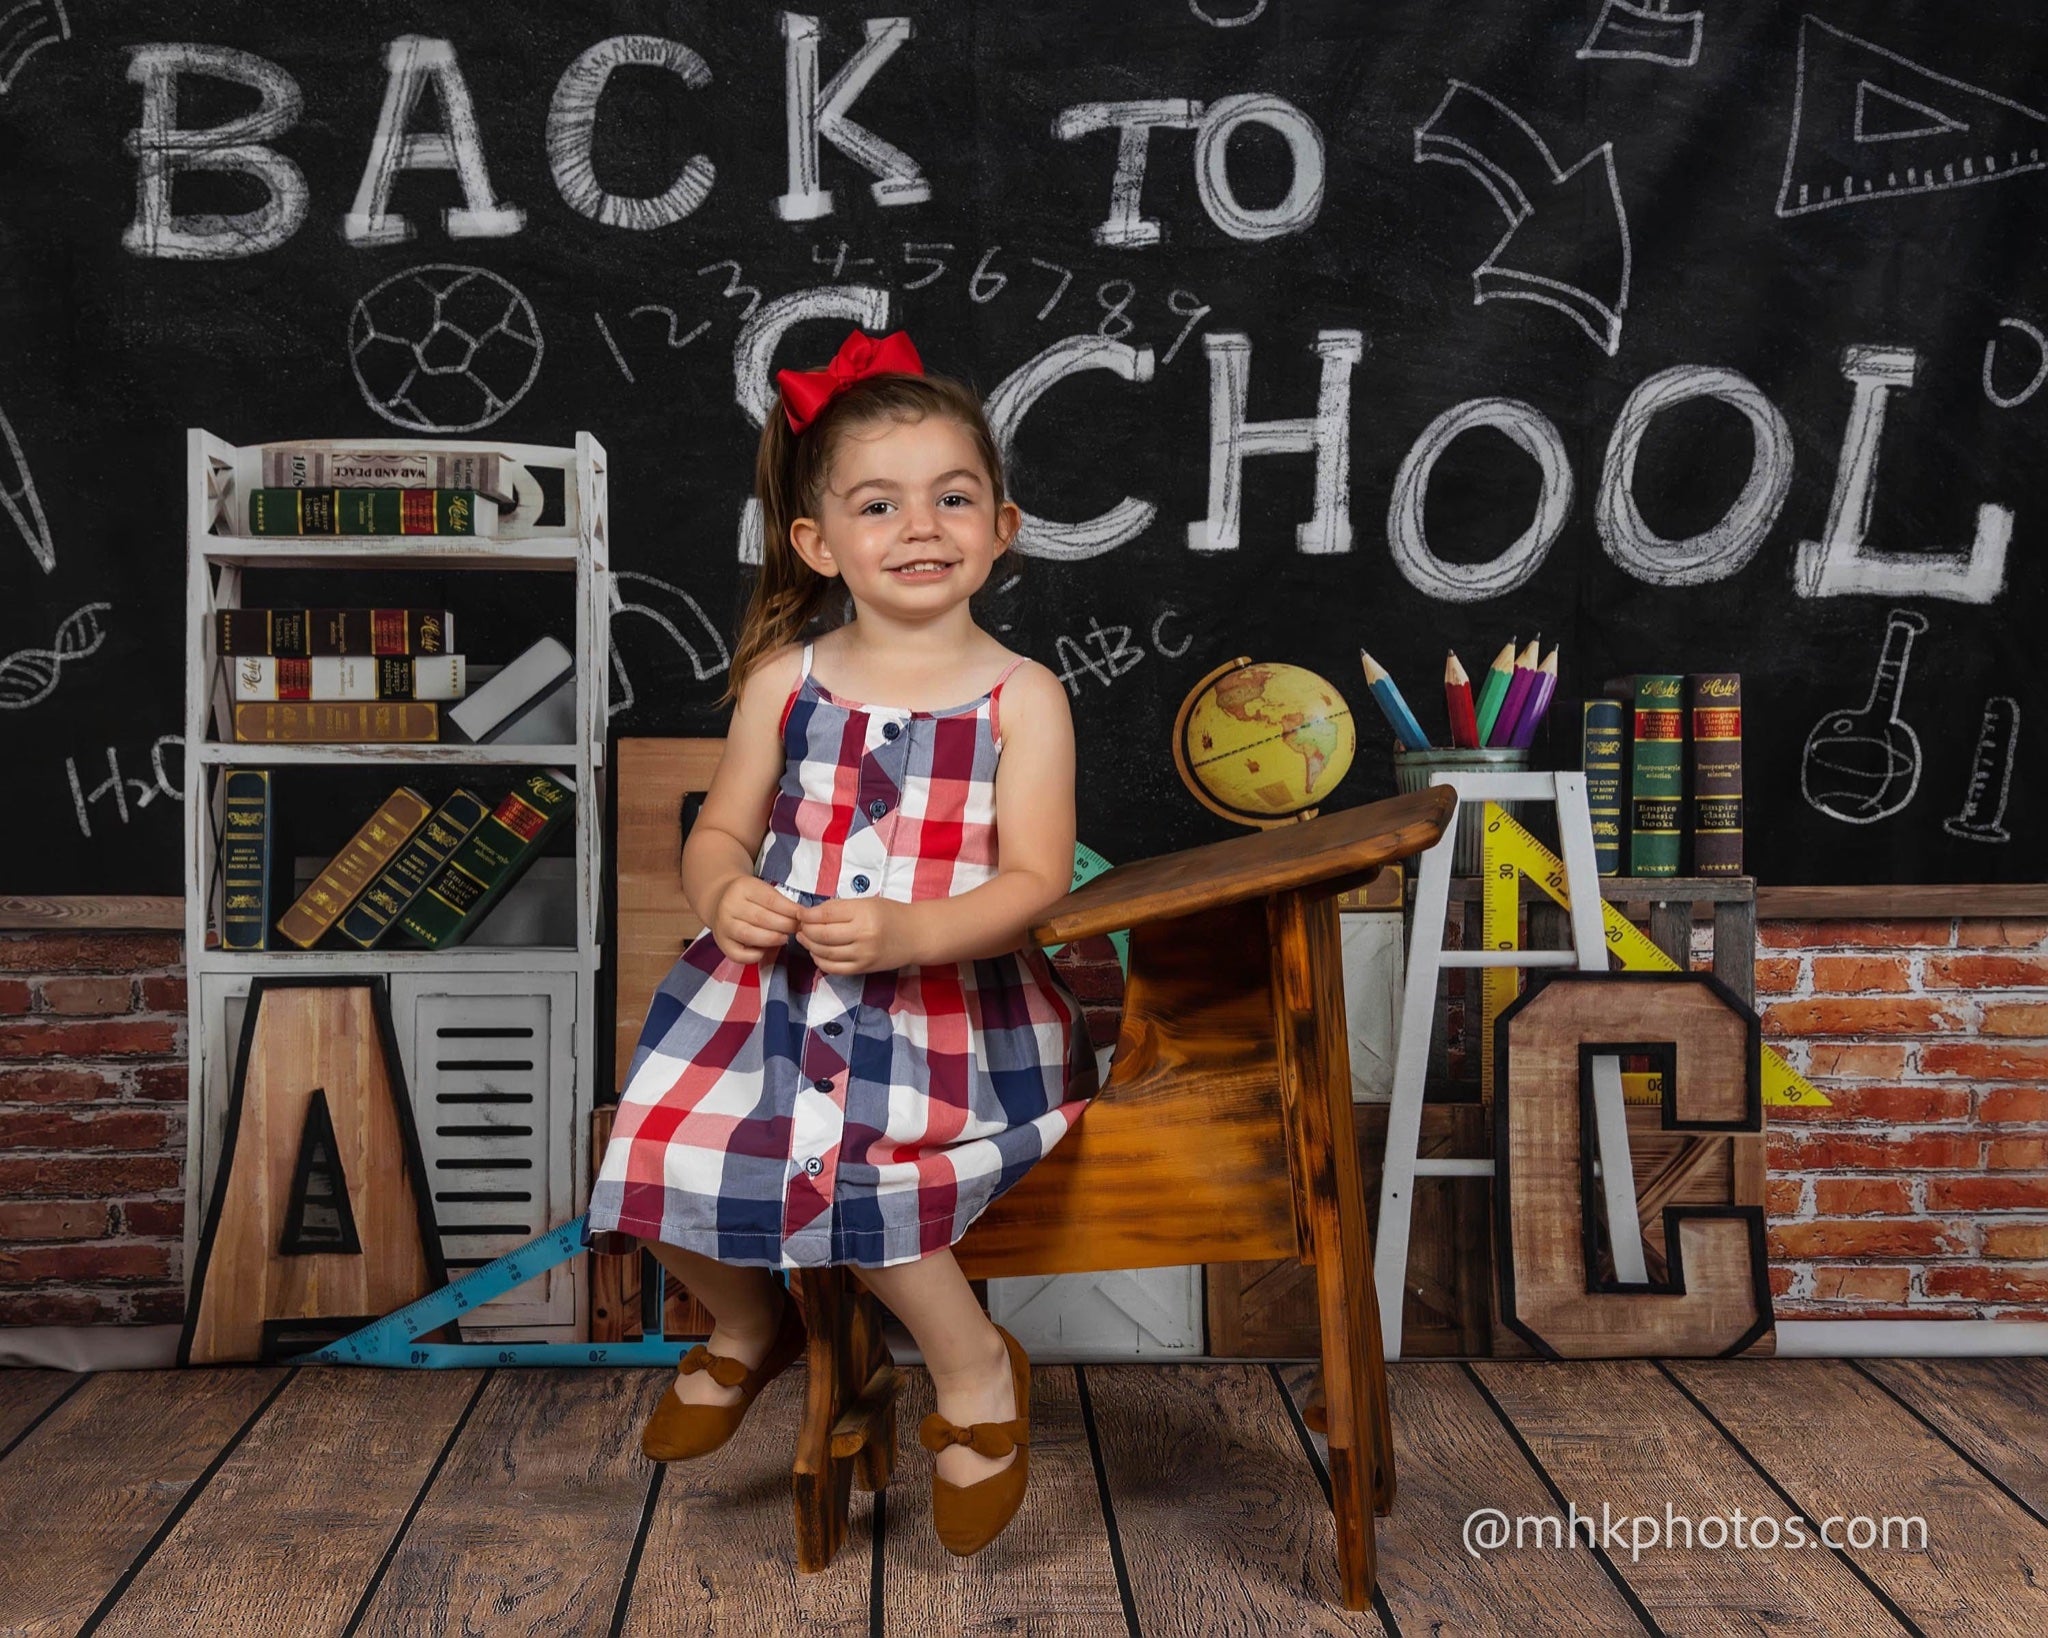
[722,391,837,709]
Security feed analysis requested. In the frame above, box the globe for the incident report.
[1175,658,1356,826]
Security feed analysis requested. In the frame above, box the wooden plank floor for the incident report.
[2,1358,2044,1636]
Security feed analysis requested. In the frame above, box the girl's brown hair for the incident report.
[720,370,1009,709]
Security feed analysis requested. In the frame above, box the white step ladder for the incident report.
[1375,770,1641,1360]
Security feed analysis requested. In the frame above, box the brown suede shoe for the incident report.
[641,1283,807,1463]
[919,1323,1031,1556]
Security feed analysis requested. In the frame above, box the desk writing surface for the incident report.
[1030,786,1455,947]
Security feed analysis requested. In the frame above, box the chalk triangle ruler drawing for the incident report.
[1777,13,2048,216]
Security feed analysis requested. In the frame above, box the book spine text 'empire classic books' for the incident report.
[1581,697,1626,876]
[1629,674,1684,878]
[229,654,466,703]
[218,769,274,950]
[230,701,440,743]
[335,788,490,948]
[246,487,477,536]
[400,770,575,948]
[1689,672,1744,876]
[275,787,434,949]
[215,608,453,657]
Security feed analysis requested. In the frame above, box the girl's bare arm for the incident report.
[681,644,804,927]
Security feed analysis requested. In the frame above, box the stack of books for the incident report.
[219,614,573,746]
[217,768,577,951]
[1582,673,1743,879]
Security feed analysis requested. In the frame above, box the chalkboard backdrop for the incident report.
[4,1,2043,894]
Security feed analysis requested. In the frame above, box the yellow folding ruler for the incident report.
[1478,802,1828,1108]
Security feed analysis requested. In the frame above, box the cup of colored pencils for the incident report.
[1363,638,1559,874]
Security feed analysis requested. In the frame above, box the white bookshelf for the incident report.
[181,431,610,1343]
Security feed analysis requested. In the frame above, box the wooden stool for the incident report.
[786,787,1453,1609]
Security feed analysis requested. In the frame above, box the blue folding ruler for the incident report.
[293,1214,754,1369]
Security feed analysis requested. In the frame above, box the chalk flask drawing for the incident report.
[1801,609,1928,824]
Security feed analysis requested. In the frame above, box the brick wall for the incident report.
[1,920,2041,1330]
[0,932,188,1326]
[1752,917,2048,1322]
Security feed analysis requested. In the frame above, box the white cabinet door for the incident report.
[387,975,577,1333]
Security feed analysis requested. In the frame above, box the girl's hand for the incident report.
[795,896,923,975]
[709,876,803,965]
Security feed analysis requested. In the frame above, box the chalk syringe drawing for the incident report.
[1776,14,2048,217]
[1577,0,1704,69]
[0,601,108,709]
[1943,697,2018,844]
[0,0,68,96]
[1413,81,1632,356]
[0,402,53,574]
[1801,608,1929,824]
[348,264,543,433]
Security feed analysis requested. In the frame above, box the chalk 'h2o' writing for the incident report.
[66,736,182,839]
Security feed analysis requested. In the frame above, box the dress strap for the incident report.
[776,641,815,739]
[988,655,1029,745]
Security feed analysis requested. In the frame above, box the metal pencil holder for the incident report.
[1392,746,1531,876]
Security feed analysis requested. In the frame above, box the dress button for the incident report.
[814,1076,834,1092]
[867,798,888,819]
[851,874,870,892]
[805,1156,823,1176]
[822,1021,844,1036]
[882,720,901,739]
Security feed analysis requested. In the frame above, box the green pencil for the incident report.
[1473,639,1519,745]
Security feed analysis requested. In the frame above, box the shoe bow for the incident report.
[678,1344,753,1389]
[918,1411,1027,1459]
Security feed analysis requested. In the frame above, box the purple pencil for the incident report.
[1508,646,1560,748]
[1485,638,1541,747]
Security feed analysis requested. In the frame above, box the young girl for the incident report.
[586,328,1097,1557]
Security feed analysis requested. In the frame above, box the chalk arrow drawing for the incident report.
[0,0,68,96]
[1414,81,1632,356]
[0,403,53,574]
[1577,0,1704,69]
[1777,14,2048,217]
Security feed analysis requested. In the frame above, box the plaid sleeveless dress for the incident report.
[586,641,1097,1268]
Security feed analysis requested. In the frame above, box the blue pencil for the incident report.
[1359,650,1431,750]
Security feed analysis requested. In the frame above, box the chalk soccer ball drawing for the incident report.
[1178,658,1356,825]
[348,264,544,433]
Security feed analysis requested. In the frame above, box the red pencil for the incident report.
[1444,651,1478,749]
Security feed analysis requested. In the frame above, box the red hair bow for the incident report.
[776,329,924,433]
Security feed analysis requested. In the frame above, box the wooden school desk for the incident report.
[610,739,1455,1609]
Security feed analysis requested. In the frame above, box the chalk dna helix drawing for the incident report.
[1776,13,2048,217]
[1944,698,2019,845]
[1577,0,1704,69]
[1413,81,1632,356]
[1801,608,1928,824]
[0,601,108,710]
[349,264,544,432]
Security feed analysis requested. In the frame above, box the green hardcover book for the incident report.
[335,788,491,948]
[1628,674,1684,878]
[218,769,275,950]
[1581,698,1625,877]
[399,770,575,949]
[247,487,478,536]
